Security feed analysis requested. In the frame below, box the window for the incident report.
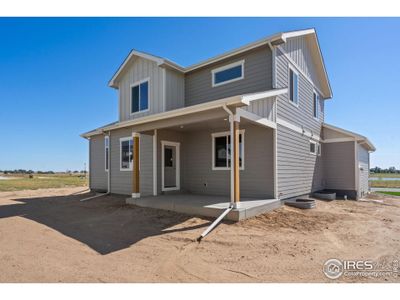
[289,67,299,105]
[310,140,321,156]
[212,60,244,87]
[105,136,109,171]
[120,137,133,171]
[212,131,244,170]
[131,79,149,114]
[313,91,319,119]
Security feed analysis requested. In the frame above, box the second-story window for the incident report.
[212,60,244,87]
[289,66,299,105]
[131,79,149,114]
[313,91,319,119]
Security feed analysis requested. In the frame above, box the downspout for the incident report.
[197,105,235,241]
[222,104,234,206]
[107,130,111,194]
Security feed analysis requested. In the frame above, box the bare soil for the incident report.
[0,187,399,283]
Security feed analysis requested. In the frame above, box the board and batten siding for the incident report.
[118,57,164,122]
[358,144,370,197]
[275,46,324,135]
[323,141,356,192]
[184,45,273,107]
[108,127,153,196]
[276,124,324,199]
[279,35,323,95]
[165,68,185,111]
[89,135,108,191]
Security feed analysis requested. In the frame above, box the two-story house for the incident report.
[81,28,375,219]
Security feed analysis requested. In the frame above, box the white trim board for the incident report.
[236,108,277,129]
[211,130,245,171]
[211,60,245,88]
[322,137,355,143]
[276,118,321,141]
[161,140,181,192]
[153,129,157,196]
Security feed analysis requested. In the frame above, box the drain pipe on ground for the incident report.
[197,105,235,242]
[81,131,111,202]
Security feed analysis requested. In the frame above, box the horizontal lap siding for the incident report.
[89,135,107,191]
[119,57,164,122]
[183,124,274,198]
[277,125,323,199]
[323,142,355,191]
[275,35,325,199]
[109,127,153,196]
[185,45,272,107]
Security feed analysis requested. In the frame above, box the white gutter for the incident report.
[107,131,111,193]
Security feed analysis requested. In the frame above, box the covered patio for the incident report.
[90,88,287,220]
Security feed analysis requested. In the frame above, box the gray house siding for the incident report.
[275,35,325,200]
[280,35,323,95]
[323,141,356,196]
[108,127,153,196]
[358,144,370,197]
[275,46,324,134]
[89,135,107,191]
[277,124,324,199]
[118,57,164,122]
[185,45,273,107]
[165,68,185,111]
[182,124,274,198]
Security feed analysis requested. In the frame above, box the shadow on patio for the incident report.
[0,192,211,255]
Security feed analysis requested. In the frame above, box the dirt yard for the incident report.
[0,187,399,283]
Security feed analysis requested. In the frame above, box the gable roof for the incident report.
[108,28,332,98]
[323,123,376,152]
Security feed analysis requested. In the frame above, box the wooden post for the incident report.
[132,133,140,198]
[233,120,240,204]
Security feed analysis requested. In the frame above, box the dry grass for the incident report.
[370,180,400,188]
[0,174,88,192]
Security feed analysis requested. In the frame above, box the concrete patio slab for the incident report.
[126,193,281,221]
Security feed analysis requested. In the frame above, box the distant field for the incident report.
[378,191,400,197]
[370,173,400,178]
[0,173,88,192]
[369,180,400,188]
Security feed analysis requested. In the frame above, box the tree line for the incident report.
[370,166,400,174]
[0,169,87,174]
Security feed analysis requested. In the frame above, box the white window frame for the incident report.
[313,90,319,120]
[288,65,299,107]
[211,130,245,171]
[130,77,150,116]
[211,60,245,87]
[120,137,133,171]
[105,136,109,172]
[310,140,318,155]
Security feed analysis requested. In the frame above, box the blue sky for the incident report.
[0,17,399,171]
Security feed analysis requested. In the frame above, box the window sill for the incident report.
[212,167,245,171]
[288,99,299,108]
[130,108,150,116]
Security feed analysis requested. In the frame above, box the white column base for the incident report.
[131,193,141,198]
[232,202,241,209]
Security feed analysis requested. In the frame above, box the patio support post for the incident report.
[132,132,140,198]
[233,116,240,207]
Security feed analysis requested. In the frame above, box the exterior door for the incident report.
[161,141,180,191]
